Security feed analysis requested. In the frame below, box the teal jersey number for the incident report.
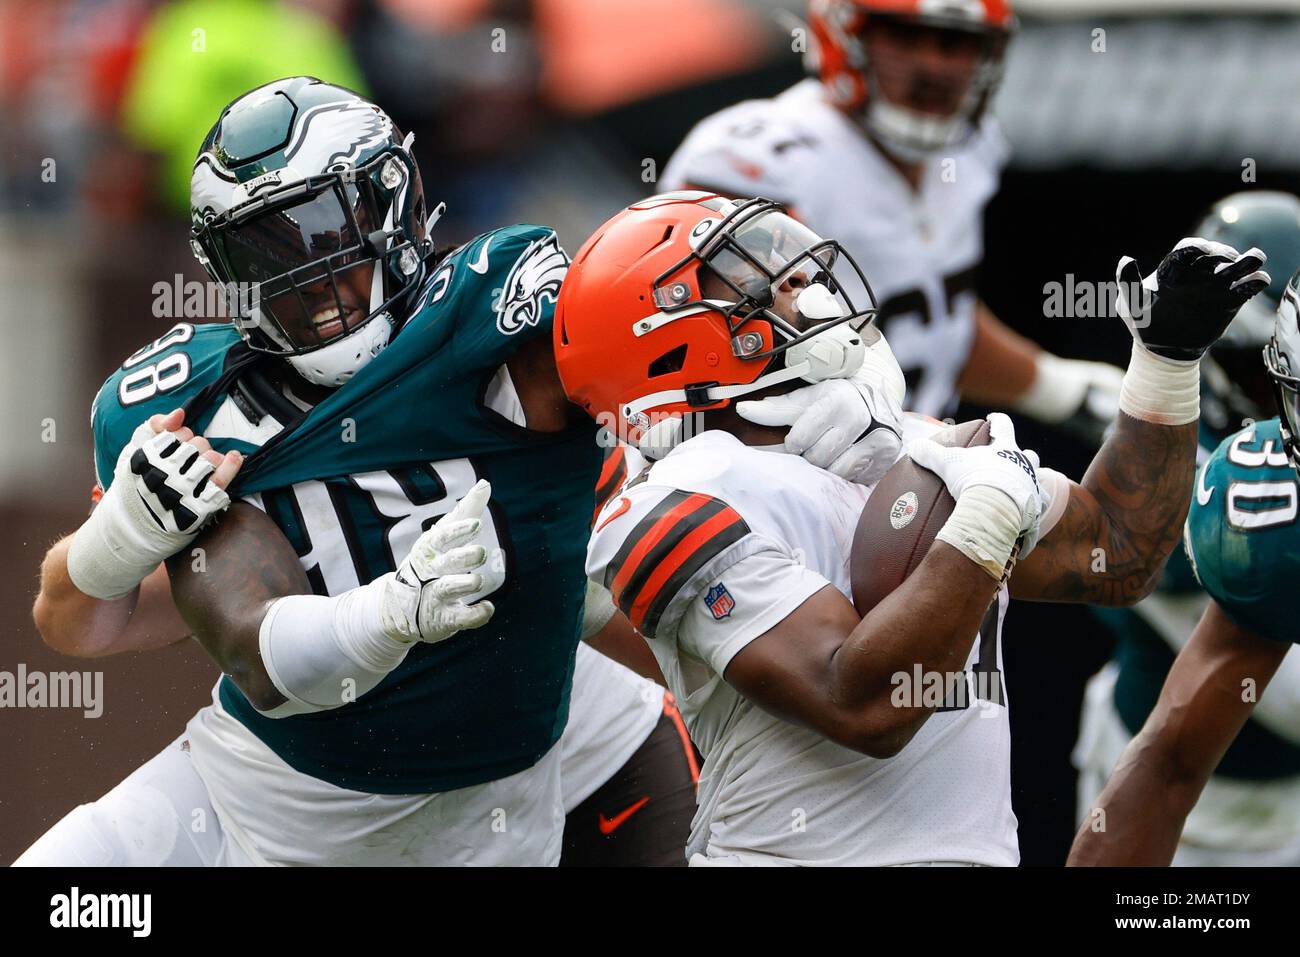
[1185,417,1300,645]
[1104,416,1300,779]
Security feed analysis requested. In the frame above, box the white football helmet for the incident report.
[189,77,433,386]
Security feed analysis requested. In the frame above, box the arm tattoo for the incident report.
[1020,414,1197,605]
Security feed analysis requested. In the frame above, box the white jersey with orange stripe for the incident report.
[662,79,1007,418]
[586,421,1070,866]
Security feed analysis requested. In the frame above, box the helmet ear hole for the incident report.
[648,344,688,378]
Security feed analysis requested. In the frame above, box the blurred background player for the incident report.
[663,0,1124,435]
[1070,263,1300,866]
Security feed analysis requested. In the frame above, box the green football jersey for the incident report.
[91,224,603,794]
[1185,417,1300,644]
[1102,416,1300,780]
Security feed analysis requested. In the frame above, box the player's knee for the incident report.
[15,772,213,867]
[13,804,120,867]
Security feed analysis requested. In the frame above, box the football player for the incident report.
[20,81,897,866]
[662,0,1123,437]
[20,78,676,866]
[553,190,1267,865]
[1073,191,1300,866]
[1069,259,1300,866]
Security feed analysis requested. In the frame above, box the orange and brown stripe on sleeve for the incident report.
[592,444,629,526]
[602,490,749,637]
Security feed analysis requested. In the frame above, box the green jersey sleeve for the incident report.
[1184,418,1300,643]
[91,322,244,491]
[426,224,570,374]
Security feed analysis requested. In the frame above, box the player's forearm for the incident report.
[1070,602,1286,864]
[586,610,668,686]
[117,563,191,652]
[955,304,1040,406]
[166,502,429,716]
[1067,726,1193,866]
[33,535,139,657]
[830,543,1001,756]
[1017,413,1196,606]
[1079,412,1196,601]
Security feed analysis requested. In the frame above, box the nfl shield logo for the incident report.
[704,583,735,620]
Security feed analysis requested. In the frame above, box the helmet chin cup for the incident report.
[786,322,867,384]
[637,414,684,461]
[286,312,395,387]
[795,283,846,322]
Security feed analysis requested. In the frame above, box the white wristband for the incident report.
[1118,342,1200,426]
[66,495,191,600]
[935,485,1024,582]
[1013,352,1087,424]
[257,576,412,716]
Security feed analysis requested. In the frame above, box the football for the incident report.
[850,418,992,616]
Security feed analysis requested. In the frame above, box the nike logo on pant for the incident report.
[598,797,649,835]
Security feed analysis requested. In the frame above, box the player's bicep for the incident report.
[166,502,312,701]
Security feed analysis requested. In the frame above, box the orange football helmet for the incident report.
[554,191,878,456]
[807,0,1015,158]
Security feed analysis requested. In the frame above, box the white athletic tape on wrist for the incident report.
[1118,342,1200,426]
[258,578,411,716]
[935,485,1024,582]
[66,492,192,600]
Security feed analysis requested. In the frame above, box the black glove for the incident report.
[1116,238,1270,362]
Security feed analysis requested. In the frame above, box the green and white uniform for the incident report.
[19,226,662,866]
[1076,417,1300,865]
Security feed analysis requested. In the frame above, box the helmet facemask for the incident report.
[192,144,427,384]
[651,198,879,375]
[1266,278,1300,473]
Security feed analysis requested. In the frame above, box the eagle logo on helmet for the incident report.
[284,100,394,173]
[495,234,570,335]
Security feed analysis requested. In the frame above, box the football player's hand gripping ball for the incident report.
[908,412,1045,542]
[908,413,1049,579]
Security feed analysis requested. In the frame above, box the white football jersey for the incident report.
[587,421,1068,866]
[663,79,1008,418]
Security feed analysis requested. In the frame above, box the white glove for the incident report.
[67,419,233,599]
[735,366,904,484]
[908,412,1046,580]
[380,479,497,643]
